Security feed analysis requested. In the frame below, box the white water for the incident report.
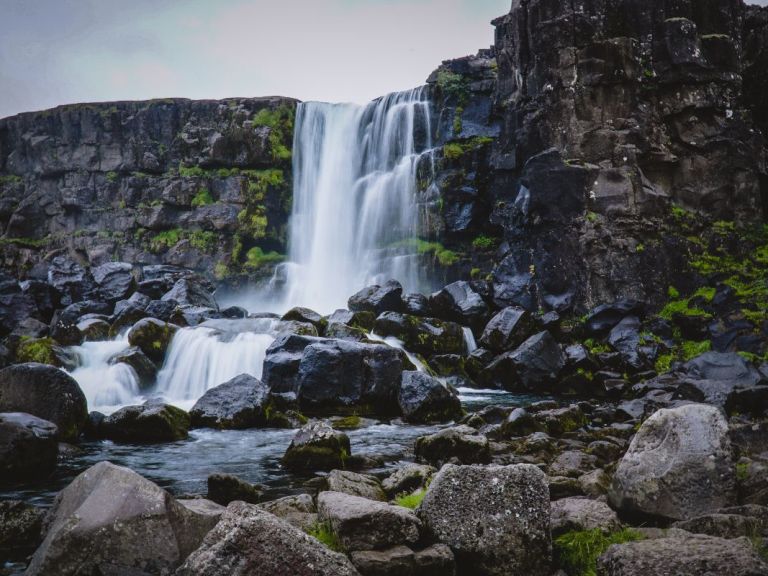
[267,87,433,314]
[69,337,141,414]
[462,327,478,354]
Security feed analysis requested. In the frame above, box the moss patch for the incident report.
[394,488,426,509]
[554,528,645,576]
[306,522,344,552]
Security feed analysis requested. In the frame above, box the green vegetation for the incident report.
[178,164,206,178]
[17,337,57,365]
[736,461,750,482]
[191,188,214,207]
[554,528,644,576]
[189,230,217,252]
[0,174,22,185]
[306,522,344,552]
[0,237,49,249]
[453,107,464,135]
[331,415,362,430]
[394,489,427,509]
[244,247,284,269]
[252,105,295,161]
[472,234,496,250]
[436,69,467,101]
[149,229,182,252]
[586,211,599,223]
[106,171,118,183]
[659,298,711,321]
[584,338,611,356]
[443,137,494,161]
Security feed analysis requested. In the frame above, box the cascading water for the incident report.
[273,87,433,313]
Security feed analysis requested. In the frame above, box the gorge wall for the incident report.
[1,0,767,315]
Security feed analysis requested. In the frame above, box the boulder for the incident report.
[374,311,466,356]
[608,316,644,369]
[47,256,93,305]
[176,501,361,576]
[317,490,421,551]
[190,374,270,429]
[76,318,110,341]
[398,371,462,423]
[0,412,58,483]
[609,403,736,521]
[348,280,403,315]
[26,461,222,576]
[108,346,157,389]
[479,306,534,352]
[0,500,44,560]
[101,400,190,442]
[162,277,218,310]
[417,463,551,576]
[92,262,135,302]
[258,494,317,531]
[550,497,621,537]
[349,544,456,576]
[126,317,179,362]
[262,333,323,395]
[207,473,263,505]
[414,425,490,466]
[282,307,327,332]
[282,420,351,472]
[382,463,436,498]
[327,469,387,501]
[596,532,768,576]
[584,299,644,335]
[14,337,78,369]
[430,281,489,330]
[484,330,565,391]
[549,450,598,478]
[402,293,431,316]
[0,363,87,442]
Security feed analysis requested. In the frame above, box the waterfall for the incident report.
[275,87,433,314]
[154,327,274,410]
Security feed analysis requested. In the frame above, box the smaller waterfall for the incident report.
[462,327,478,354]
[69,337,140,414]
[154,328,274,410]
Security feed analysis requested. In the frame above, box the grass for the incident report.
[554,528,644,576]
[149,229,182,252]
[191,188,214,207]
[178,164,206,178]
[392,238,460,267]
[306,522,344,552]
[188,230,217,252]
[252,105,294,161]
[472,234,496,250]
[658,298,711,320]
[244,247,284,269]
[394,488,426,509]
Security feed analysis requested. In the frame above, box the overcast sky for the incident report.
[2,0,767,119]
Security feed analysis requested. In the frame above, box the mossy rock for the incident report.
[15,338,76,369]
[101,401,190,442]
[127,318,179,363]
[282,421,351,472]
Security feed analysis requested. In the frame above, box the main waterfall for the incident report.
[276,87,433,313]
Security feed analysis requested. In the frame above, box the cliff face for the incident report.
[0,98,295,281]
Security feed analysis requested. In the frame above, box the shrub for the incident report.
[554,528,644,576]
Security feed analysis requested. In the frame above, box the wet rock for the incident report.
[0,500,44,560]
[499,407,540,437]
[608,316,644,369]
[207,473,263,505]
[327,309,376,331]
[101,400,190,442]
[326,469,387,501]
[257,494,317,531]
[108,303,148,337]
[46,256,93,306]
[414,425,490,466]
[584,300,645,335]
[262,333,323,395]
[402,293,431,316]
[381,463,436,498]
[14,336,78,369]
[190,373,270,429]
[26,461,221,576]
[484,330,564,391]
[418,463,551,576]
[126,317,179,362]
[76,317,110,341]
[0,363,87,442]
[430,280,489,330]
[0,412,58,483]
[276,319,319,337]
[162,277,218,310]
[282,307,327,332]
[92,262,135,302]
[374,311,466,356]
[349,280,404,315]
[282,420,351,472]
[108,346,157,389]
[550,497,621,537]
[176,501,360,576]
[479,306,534,352]
[398,371,462,423]
[317,490,421,551]
[609,403,735,521]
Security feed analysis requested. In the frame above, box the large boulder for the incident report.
[609,403,736,521]
[398,371,462,423]
[414,425,490,466]
[608,316,644,369]
[92,262,135,303]
[207,473,263,505]
[108,346,157,389]
[317,490,421,551]
[262,333,323,395]
[162,277,218,310]
[190,374,270,429]
[550,497,621,537]
[483,331,565,391]
[101,400,190,442]
[597,532,768,576]
[374,312,466,357]
[0,412,58,483]
[382,463,436,498]
[348,280,404,315]
[26,461,222,576]
[429,281,489,330]
[479,306,535,352]
[127,317,179,363]
[584,299,644,335]
[417,463,551,576]
[0,363,87,442]
[0,500,44,560]
[326,469,387,501]
[176,501,361,576]
[282,420,351,472]
[257,494,317,531]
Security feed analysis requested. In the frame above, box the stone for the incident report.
[327,469,387,501]
[479,306,534,352]
[101,400,190,442]
[0,412,58,483]
[549,451,598,478]
[398,371,462,423]
[374,311,466,356]
[596,532,768,576]
[92,262,135,302]
[0,499,44,560]
[207,473,263,505]
[348,280,403,315]
[108,346,156,389]
[126,317,179,362]
[672,512,764,540]
[414,425,491,466]
[429,280,489,330]
[417,463,551,576]
[484,330,565,391]
[176,501,360,576]
[584,300,645,335]
[76,317,110,341]
[282,306,327,331]
[550,497,621,537]
[26,461,221,576]
[190,373,270,429]
[609,403,736,521]
[608,316,644,369]
[162,277,218,310]
[0,363,87,442]
[257,494,317,531]
[282,420,351,472]
[348,545,455,576]
[317,490,421,551]
[381,463,436,498]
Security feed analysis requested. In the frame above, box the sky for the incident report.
[0,0,510,119]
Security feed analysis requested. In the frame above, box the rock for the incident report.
[579,469,612,497]
[162,277,218,310]
[76,317,110,341]
[430,280,489,330]
[126,317,179,362]
[549,451,598,478]
[282,307,327,332]
[262,333,322,395]
[349,544,454,576]
[26,461,221,576]
[92,262,135,302]
[534,404,588,436]
[584,300,645,335]
[550,497,621,537]
[672,512,764,540]
[101,400,190,442]
[0,500,44,560]
[479,306,534,352]
[382,463,436,498]
[414,543,456,576]
[257,494,317,531]
[596,532,768,576]
[0,363,87,442]
[317,490,421,551]
[190,373,270,429]
[327,309,376,331]
[282,420,351,472]
[349,280,403,315]
[46,256,93,305]
[327,469,387,501]
[414,425,490,466]
[609,403,736,521]
[402,293,431,316]
[0,412,58,483]
[176,501,360,576]
[374,311,466,356]
[14,336,78,369]
[108,346,156,389]
[417,463,551,576]
[108,303,148,337]
[499,407,540,437]
[398,371,462,423]
[484,330,565,391]
[207,473,263,505]
[608,316,644,369]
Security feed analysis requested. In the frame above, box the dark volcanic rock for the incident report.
[0,412,58,483]
[0,500,44,560]
[483,330,564,391]
[109,346,157,389]
[398,371,462,423]
[430,280,489,330]
[282,420,351,472]
[127,317,179,362]
[190,373,270,429]
[374,311,466,357]
[207,473,263,505]
[348,280,404,315]
[479,306,534,352]
[101,400,190,442]
[92,262,135,302]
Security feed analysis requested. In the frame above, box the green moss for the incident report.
[736,461,750,482]
[668,285,680,299]
[331,415,362,430]
[213,262,229,280]
[106,171,118,183]
[189,230,217,252]
[681,340,711,361]
[452,106,464,136]
[443,143,464,160]
[191,188,214,207]
[659,299,710,321]
[0,237,50,249]
[436,70,467,101]
[252,105,294,161]
[472,234,496,250]
[692,286,716,302]
[584,338,611,355]
[586,211,599,223]
[0,174,22,185]
[470,267,482,279]
[179,164,206,178]
[244,247,284,269]
[442,137,493,161]
[392,238,460,267]
[306,522,344,552]
[17,337,58,365]
[149,229,182,252]
[394,488,427,509]
[554,528,644,576]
